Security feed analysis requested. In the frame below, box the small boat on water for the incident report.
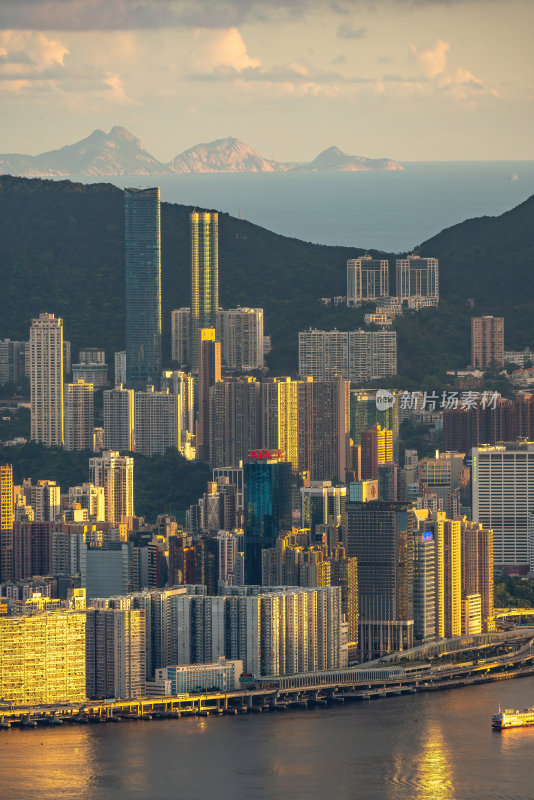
[509,173,519,182]
[492,706,534,729]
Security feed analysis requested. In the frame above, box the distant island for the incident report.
[0,126,404,177]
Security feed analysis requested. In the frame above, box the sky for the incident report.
[0,0,533,161]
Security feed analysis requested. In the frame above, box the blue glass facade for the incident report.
[125,187,162,390]
[244,460,291,584]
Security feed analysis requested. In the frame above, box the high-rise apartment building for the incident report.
[0,339,28,385]
[124,187,162,390]
[191,211,219,370]
[346,255,389,306]
[29,479,61,522]
[89,450,134,525]
[30,312,64,446]
[64,378,94,451]
[0,611,86,705]
[472,443,534,571]
[114,351,126,386]
[68,483,106,522]
[396,255,439,305]
[471,316,505,369]
[349,389,400,460]
[197,328,221,462]
[86,607,146,699]
[0,465,13,583]
[134,387,180,457]
[72,348,108,388]
[219,308,264,370]
[171,307,192,366]
[299,329,397,383]
[161,370,195,454]
[103,385,135,452]
[461,519,494,633]
[300,484,346,539]
[172,306,264,371]
[209,377,261,468]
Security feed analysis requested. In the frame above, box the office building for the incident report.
[349,389,400,461]
[153,658,243,695]
[64,378,94,451]
[417,451,465,518]
[396,255,439,305]
[0,465,13,583]
[299,329,397,383]
[30,312,64,446]
[300,483,346,540]
[244,455,292,584]
[471,316,505,369]
[114,351,127,386]
[197,328,221,462]
[191,211,219,370]
[86,606,146,699]
[0,339,28,385]
[472,443,534,571]
[89,450,134,525]
[360,424,393,481]
[344,500,414,660]
[103,385,135,452]
[0,611,86,706]
[124,187,162,390]
[346,255,389,306]
[134,387,180,457]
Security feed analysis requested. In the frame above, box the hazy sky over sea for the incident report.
[0,0,532,161]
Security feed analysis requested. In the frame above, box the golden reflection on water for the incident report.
[415,725,455,800]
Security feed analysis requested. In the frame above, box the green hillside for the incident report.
[0,174,533,382]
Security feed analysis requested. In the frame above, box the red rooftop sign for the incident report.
[249,449,283,460]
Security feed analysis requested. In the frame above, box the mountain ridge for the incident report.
[0,175,532,380]
[0,128,403,176]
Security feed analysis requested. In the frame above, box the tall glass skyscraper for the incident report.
[191,211,219,370]
[244,458,291,584]
[125,187,162,390]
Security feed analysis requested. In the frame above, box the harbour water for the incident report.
[80,161,534,252]
[2,676,534,800]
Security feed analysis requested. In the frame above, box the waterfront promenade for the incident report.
[2,627,533,730]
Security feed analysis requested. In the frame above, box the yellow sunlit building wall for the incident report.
[0,611,86,706]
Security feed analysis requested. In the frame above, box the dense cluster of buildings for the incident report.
[0,184,528,712]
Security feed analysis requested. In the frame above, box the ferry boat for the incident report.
[492,706,534,729]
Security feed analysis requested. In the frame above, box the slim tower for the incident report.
[124,187,162,390]
[191,211,219,370]
[30,312,64,446]
[0,465,13,582]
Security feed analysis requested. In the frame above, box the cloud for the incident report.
[411,38,450,78]
[0,1,502,32]
[337,23,367,39]
[187,27,260,73]
[0,30,69,71]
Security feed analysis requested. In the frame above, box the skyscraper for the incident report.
[64,378,94,451]
[124,187,162,390]
[30,312,64,446]
[197,328,221,462]
[344,500,414,660]
[471,315,505,369]
[89,450,134,525]
[244,455,292,584]
[103,385,135,452]
[0,465,13,583]
[134,386,180,457]
[191,211,219,370]
[298,329,397,383]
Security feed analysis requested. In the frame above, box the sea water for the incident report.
[80,161,534,252]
